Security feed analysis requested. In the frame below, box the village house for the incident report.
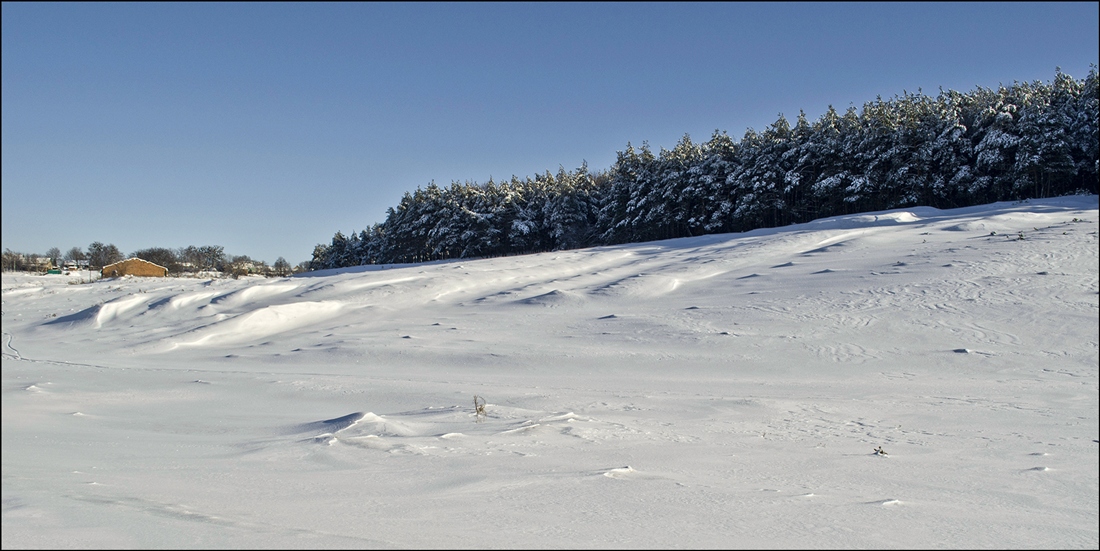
[100,258,169,278]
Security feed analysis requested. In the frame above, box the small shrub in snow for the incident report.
[474,395,487,423]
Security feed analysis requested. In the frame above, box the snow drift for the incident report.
[3,196,1097,549]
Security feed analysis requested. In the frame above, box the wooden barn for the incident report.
[100,258,169,278]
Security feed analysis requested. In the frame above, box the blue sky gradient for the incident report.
[3,2,1097,264]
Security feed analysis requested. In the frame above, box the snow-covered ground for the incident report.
[3,196,1098,549]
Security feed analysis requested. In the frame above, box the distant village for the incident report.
[2,246,308,280]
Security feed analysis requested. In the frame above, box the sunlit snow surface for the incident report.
[3,197,1098,549]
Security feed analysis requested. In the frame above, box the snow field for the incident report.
[3,196,1097,548]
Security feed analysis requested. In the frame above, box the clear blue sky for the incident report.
[3,2,1097,265]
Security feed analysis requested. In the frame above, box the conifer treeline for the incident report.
[311,69,1098,269]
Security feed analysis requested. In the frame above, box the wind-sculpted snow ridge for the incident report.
[514,289,587,307]
[253,404,658,457]
[292,411,367,436]
[803,209,925,230]
[39,293,153,329]
[208,282,300,307]
[2,196,1097,548]
[169,300,347,348]
[165,290,222,310]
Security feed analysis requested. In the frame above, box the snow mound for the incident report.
[805,210,923,230]
[591,273,680,298]
[515,289,586,307]
[602,465,637,478]
[166,290,221,310]
[42,304,101,327]
[942,221,1011,233]
[293,412,367,435]
[209,283,300,307]
[42,293,153,328]
[93,294,153,327]
[171,300,346,347]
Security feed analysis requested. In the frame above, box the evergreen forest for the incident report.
[310,69,1099,269]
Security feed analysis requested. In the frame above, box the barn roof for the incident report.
[102,257,169,271]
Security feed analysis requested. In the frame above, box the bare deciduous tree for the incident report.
[45,247,61,268]
[273,257,291,277]
[87,242,123,269]
[64,247,86,262]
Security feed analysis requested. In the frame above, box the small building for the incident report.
[31,257,54,272]
[101,258,169,278]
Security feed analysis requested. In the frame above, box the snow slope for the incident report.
[3,196,1098,548]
